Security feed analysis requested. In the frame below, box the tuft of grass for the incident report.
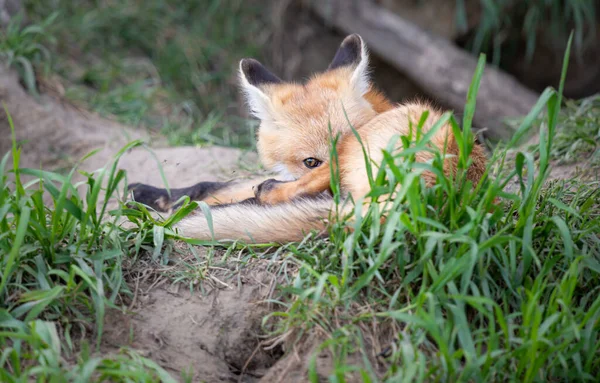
[545,94,600,165]
[23,0,267,149]
[0,11,57,95]
[0,320,179,382]
[0,105,182,380]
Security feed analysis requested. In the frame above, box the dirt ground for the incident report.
[1,60,598,382]
[102,251,288,382]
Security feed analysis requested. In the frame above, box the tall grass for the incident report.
[0,106,178,381]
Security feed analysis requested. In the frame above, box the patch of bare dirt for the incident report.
[502,132,600,194]
[259,332,370,383]
[0,66,146,173]
[0,65,260,180]
[102,257,285,382]
[117,146,258,188]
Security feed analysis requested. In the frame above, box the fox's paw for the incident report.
[254,179,292,205]
[127,183,172,212]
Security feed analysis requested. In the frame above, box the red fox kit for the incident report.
[128,34,488,243]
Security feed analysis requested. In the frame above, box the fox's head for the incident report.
[238,34,392,181]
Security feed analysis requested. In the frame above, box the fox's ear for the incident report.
[328,34,370,96]
[239,59,281,121]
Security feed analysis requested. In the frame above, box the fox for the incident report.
[127,34,488,243]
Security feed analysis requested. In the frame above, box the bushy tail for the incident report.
[175,197,339,243]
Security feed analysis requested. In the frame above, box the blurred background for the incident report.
[2,0,599,150]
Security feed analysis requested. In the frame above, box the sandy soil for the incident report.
[101,252,286,382]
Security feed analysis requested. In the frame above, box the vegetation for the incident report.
[0,11,56,95]
[22,0,266,148]
[547,94,600,166]
[0,109,183,380]
[455,0,597,66]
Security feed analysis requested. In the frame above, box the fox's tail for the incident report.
[174,197,338,243]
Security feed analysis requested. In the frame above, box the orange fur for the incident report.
[364,87,395,113]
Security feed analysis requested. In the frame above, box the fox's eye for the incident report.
[303,158,322,169]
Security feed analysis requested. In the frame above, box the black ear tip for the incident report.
[239,58,260,74]
[342,34,362,48]
[239,58,282,86]
[327,34,365,71]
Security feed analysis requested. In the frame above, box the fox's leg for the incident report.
[128,178,265,212]
[199,179,268,205]
[254,165,332,205]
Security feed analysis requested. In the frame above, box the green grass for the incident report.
[0,106,182,380]
[455,0,597,66]
[545,94,600,165]
[21,0,266,148]
[0,11,57,95]
[1,321,178,382]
